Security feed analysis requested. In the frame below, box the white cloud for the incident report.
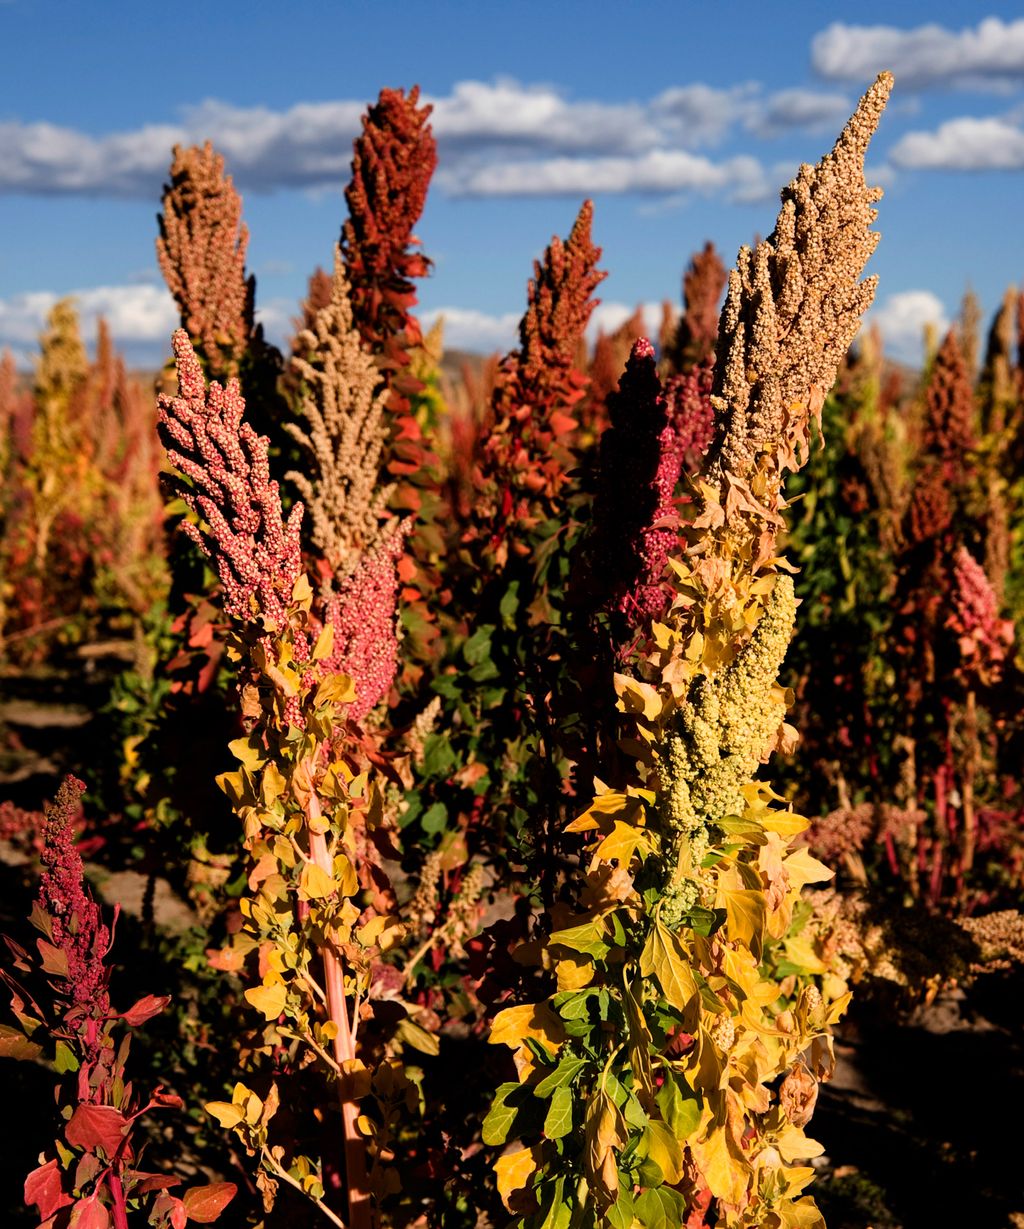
[587,301,666,343]
[421,306,520,354]
[869,290,949,365]
[0,78,859,203]
[650,84,754,146]
[428,79,657,154]
[442,150,769,201]
[890,115,1024,169]
[420,299,670,355]
[745,88,853,138]
[812,17,1024,90]
[0,284,178,368]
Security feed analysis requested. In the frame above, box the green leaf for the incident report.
[534,1056,587,1098]
[0,1024,43,1062]
[640,922,697,1013]
[681,905,725,937]
[482,1083,522,1146]
[537,1177,572,1229]
[543,1085,573,1139]
[54,1040,79,1073]
[547,919,610,959]
[635,1186,687,1229]
[420,803,448,835]
[605,1187,635,1229]
[463,626,493,667]
[656,1072,701,1140]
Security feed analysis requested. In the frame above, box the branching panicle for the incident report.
[324,519,411,721]
[706,73,892,534]
[284,251,393,579]
[37,776,110,1021]
[157,329,303,626]
[156,142,253,379]
[473,200,606,556]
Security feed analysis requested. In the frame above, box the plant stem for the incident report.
[306,784,373,1229]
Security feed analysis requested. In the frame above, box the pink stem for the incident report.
[307,786,373,1229]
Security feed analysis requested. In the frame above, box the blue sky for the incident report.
[1,1,1023,368]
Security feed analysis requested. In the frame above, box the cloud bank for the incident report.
[0,78,855,203]
[813,17,1024,90]
[868,289,949,365]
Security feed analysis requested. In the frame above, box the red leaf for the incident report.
[68,1195,111,1229]
[37,939,69,977]
[120,995,169,1027]
[182,1182,238,1223]
[149,1086,185,1110]
[153,1192,188,1229]
[66,1105,130,1158]
[128,1172,181,1194]
[25,1158,72,1220]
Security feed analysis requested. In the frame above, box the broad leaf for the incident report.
[543,1084,573,1139]
[65,1105,129,1158]
[640,922,697,1013]
[182,1182,237,1223]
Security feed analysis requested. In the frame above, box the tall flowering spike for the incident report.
[704,73,892,539]
[473,200,606,555]
[341,86,436,365]
[979,287,1018,435]
[588,339,674,619]
[958,286,982,381]
[947,546,1014,686]
[324,520,411,721]
[922,331,976,475]
[157,329,302,626]
[291,266,334,352]
[665,359,716,467]
[34,298,88,416]
[666,242,727,373]
[589,344,717,625]
[36,776,110,1021]
[284,250,393,580]
[0,348,16,472]
[156,141,253,380]
[583,306,647,435]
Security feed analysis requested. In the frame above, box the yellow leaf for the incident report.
[312,621,335,661]
[776,1124,825,1163]
[692,1119,748,1206]
[261,762,287,806]
[642,1119,684,1184]
[555,955,594,991]
[333,854,358,897]
[228,736,265,771]
[595,820,651,867]
[613,674,663,721]
[244,981,287,1020]
[494,1145,541,1212]
[316,673,357,707]
[720,888,766,959]
[395,1017,441,1056]
[760,809,810,838]
[292,573,313,606]
[640,922,697,1014]
[784,847,834,890]
[489,1002,565,1054]
[565,792,637,833]
[299,863,337,901]
[782,932,828,975]
[826,990,853,1026]
[205,1100,243,1129]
